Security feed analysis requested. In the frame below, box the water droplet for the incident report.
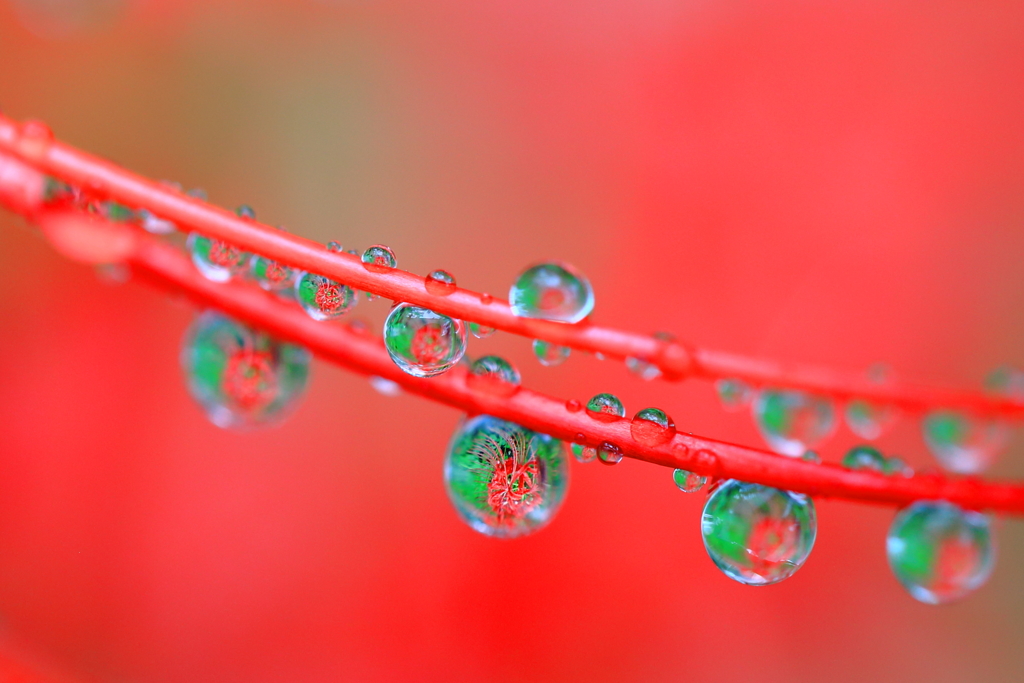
[842,444,887,472]
[361,244,397,273]
[565,399,582,413]
[186,187,207,201]
[467,355,521,396]
[444,415,569,538]
[181,312,311,429]
[985,366,1024,401]
[326,241,343,253]
[922,410,1009,474]
[597,441,623,465]
[383,303,467,378]
[509,261,594,323]
[369,375,401,397]
[250,239,296,292]
[883,456,914,477]
[716,378,754,412]
[532,339,570,367]
[468,322,496,339]
[295,271,356,320]
[845,399,897,440]
[673,469,706,493]
[630,408,676,447]
[801,450,821,464]
[886,501,994,604]
[137,208,176,235]
[586,393,625,422]
[17,120,53,161]
[424,269,457,296]
[186,233,251,282]
[701,480,817,586]
[235,204,256,220]
[752,389,836,457]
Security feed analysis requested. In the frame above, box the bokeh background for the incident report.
[1,1,1024,681]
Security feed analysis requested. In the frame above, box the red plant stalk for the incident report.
[0,114,1019,420]
[1,152,1022,515]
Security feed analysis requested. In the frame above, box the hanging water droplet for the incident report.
[425,269,457,296]
[181,312,311,429]
[186,233,250,282]
[383,303,467,378]
[701,480,817,586]
[672,469,706,493]
[467,355,521,396]
[235,204,256,220]
[361,244,397,273]
[532,339,570,367]
[842,444,887,472]
[752,389,836,457]
[597,441,623,465]
[509,261,594,323]
[586,393,625,422]
[480,293,493,305]
[630,408,676,447]
[186,187,207,201]
[845,399,898,441]
[886,501,994,604]
[295,271,356,320]
[16,120,53,161]
[444,415,569,538]
[369,375,402,397]
[571,433,595,463]
[326,241,344,253]
[468,322,496,339]
[565,399,582,412]
[250,236,296,292]
[716,378,754,412]
[922,410,1009,474]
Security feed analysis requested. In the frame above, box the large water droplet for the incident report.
[716,378,753,412]
[532,339,570,367]
[445,415,569,538]
[295,272,356,320]
[235,204,256,220]
[752,389,836,457]
[887,501,994,604]
[250,236,296,292]
[630,408,676,447]
[137,208,176,235]
[673,469,706,493]
[181,312,311,429]
[425,269,457,296]
[383,303,467,378]
[701,480,817,586]
[361,244,397,273]
[509,261,594,323]
[467,355,521,396]
[586,393,625,422]
[842,444,887,472]
[186,233,250,282]
[922,410,1009,474]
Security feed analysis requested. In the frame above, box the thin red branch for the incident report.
[0,114,1019,419]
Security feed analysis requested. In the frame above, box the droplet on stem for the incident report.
[383,303,467,378]
[630,408,676,447]
[509,261,594,323]
[425,269,457,296]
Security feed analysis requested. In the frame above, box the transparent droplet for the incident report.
[597,441,624,465]
[752,389,836,457]
[573,443,597,463]
[887,501,995,605]
[467,355,521,397]
[383,303,467,378]
[181,312,311,429]
[985,366,1024,401]
[716,378,754,412]
[586,394,625,423]
[16,119,53,161]
[186,233,250,282]
[326,241,344,253]
[630,408,676,447]
[369,375,401,397]
[625,332,675,380]
[425,269,457,296]
[532,339,570,367]
[565,399,582,413]
[480,293,493,305]
[509,261,594,323]
[251,251,296,292]
[295,271,356,320]
[468,322,496,339]
[235,204,256,220]
[701,480,817,586]
[361,244,397,273]
[444,415,569,538]
[673,468,706,493]
[845,399,898,441]
[883,456,914,477]
[842,444,887,472]
[922,410,1010,474]
[137,208,176,235]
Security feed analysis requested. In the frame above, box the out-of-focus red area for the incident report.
[1,1,1024,681]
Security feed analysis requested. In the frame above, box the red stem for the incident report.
[0,114,1019,419]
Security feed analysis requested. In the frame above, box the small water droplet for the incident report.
[566,399,582,412]
[701,480,816,586]
[922,410,1009,474]
[673,469,706,493]
[692,448,720,476]
[295,271,356,320]
[326,241,344,253]
[369,375,402,397]
[480,292,494,305]
[467,355,521,397]
[887,501,994,604]
[630,408,676,447]
[842,444,887,472]
[586,393,625,422]
[235,204,256,220]
[425,269,457,296]
[532,339,570,367]
[186,233,251,282]
[716,378,754,412]
[17,120,53,161]
[383,303,466,377]
[468,322,496,339]
[883,456,914,477]
[361,244,397,274]
[509,261,594,323]
[597,441,623,465]
[570,432,595,463]
[250,233,296,292]
[752,389,836,457]
[137,208,176,235]
[801,450,821,464]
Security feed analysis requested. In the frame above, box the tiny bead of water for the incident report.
[673,469,706,493]
[425,269,457,296]
[752,388,836,457]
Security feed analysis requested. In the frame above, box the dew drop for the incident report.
[716,378,754,412]
[673,469,706,493]
[630,408,676,447]
[383,303,466,378]
[467,355,521,397]
[701,480,817,586]
[425,269,457,296]
[251,237,296,293]
[444,415,569,538]
[235,204,256,220]
[597,441,623,465]
[532,339,570,367]
[186,232,250,282]
[887,501,994,604]
[326,241,344,253]
[509,261,594,323]
[361,244,397,273]
[752,389,836,457]
[845,399,898,441]
[468,322,496,339]
[295,271,356,320]
[137,208,176,235]
[586,393,625,422]
[369,375,401,397]
[565,399,582,413]
[922,410,1009,474]
[181,312,311,429]
[17,120,53,161]
[571,433,595,463]
[842,444,887,472]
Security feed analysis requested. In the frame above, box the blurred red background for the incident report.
[1,1,1024,681]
